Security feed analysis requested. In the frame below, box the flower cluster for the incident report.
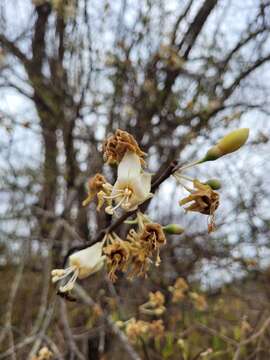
[83,130,152,214]
[125,318,165,343]
[51,128,249,296]
[103,212,167,281]
[168,278,207,311]
[174,128,249,232]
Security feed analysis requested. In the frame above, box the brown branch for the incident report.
[0,34,30,66]
[74,284,142,360]
[170,0,194,45]
[178,0,218,58]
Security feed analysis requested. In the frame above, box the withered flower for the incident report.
[126,228,153,278]
[128,244,151,278]
[126,214,167,277]
[103,233,130,282]
[125,318,164,343]
[190,292,207,311]
[179,179,219,233]
[82,173,108,207]
[149,320,165,339]
[126,318,150,343]
[169,278,189,303]
[140,223,166,252]
[103,129,146,165]
[140,291,166,315]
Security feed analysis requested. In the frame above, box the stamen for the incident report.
[51,266,80,293]
[51,266,75,281]
[177,174,194,182]
[106,187,133,213]
[173,175,193,192]
[103,191,124,200]
[59,268,79,293]
[177,159,202,172]
[109,195,127,212]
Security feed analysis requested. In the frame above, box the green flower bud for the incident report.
[202,128,249,162]
[163,224,184,235]
[204,179,221,190]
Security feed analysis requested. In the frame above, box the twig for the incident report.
[73,284,142,360]
[60,301,85,360]
[233,316,270,360]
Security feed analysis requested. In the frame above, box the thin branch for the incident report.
[74,284,142,360]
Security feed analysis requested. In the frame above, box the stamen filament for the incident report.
[103,192,124,200]
[59,268,79,292]
[177,159,202,172]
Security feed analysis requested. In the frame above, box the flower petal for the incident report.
[69,241,104,279]
[117,150,141,185]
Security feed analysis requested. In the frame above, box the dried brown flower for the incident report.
[171,289,185,303]
[103,234,130,282]
[140,291,166,315]
[103,129,146,165]
[190,292,207,311]
[125,229,151,278]
[82,173,108,207]
[140,223,166,252]
[179,180,219,232]
[126,318,150,343]
[128,245,151,278]
[174,278,189,291]
[125,216,167,277]
[169,278,189,303]
[149,291,165,308]
[149,320,165,339]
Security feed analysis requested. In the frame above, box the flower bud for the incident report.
[163,224,184,235]
[204,179,221,190]
[202,128,249,162]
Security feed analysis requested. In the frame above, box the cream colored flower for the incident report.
[105,151,152,214]
[51,241,105,292]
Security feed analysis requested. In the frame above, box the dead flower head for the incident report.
[179,179,219,233]
[103,129,146,165]
[169,277,189,303]
[82,173,108,207]
[103,233,130,282]
[140,291,166,315]
[125,318,164,343]
[125,230,151,278]
[190,292,208,311]
[126,318,150,343]
[128,246,151,279]
[149,320,165,339]
[140,223,166,252]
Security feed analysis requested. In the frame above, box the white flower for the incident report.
[51,241,105,292]
[105,151,152,213]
